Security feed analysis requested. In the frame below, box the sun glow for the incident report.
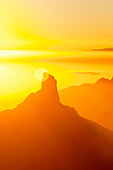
[35,68,48,82]
[0,50,55,58]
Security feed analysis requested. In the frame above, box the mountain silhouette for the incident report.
[96,77,113,85]
[59,77,113,130]
[0,74,113,170]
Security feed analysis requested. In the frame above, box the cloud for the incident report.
[73,72,100,76]
[90,47,113,52]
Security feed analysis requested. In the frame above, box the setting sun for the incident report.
[35,68,48,82]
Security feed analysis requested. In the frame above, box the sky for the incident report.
[0,0,113,111]
[0,0,113,50]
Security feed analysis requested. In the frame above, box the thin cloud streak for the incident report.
[89,47,113,52]
[73,72,100,75]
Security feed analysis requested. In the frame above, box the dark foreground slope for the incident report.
[0,74,113,170]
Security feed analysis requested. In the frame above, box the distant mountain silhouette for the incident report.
[0,74,113,170]
[96,77,113,85]
[59,77,113,130]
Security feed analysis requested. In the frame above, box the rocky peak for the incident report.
[41,73,60,102]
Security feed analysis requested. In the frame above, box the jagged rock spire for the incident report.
[41,73,60,102]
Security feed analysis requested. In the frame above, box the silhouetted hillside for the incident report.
[0,74,113,170]
[59,77,113,130]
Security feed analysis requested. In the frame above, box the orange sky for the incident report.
[0,0,113,50]
[0,0,113,111]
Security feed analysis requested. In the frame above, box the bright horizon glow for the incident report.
[0,50,55,57]
[0,50,113,60]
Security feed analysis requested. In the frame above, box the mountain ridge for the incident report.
[0,74,113,170]
[59,77,113,130]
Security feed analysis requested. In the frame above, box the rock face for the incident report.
[41,73,60,103]
[0,74,113,170]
